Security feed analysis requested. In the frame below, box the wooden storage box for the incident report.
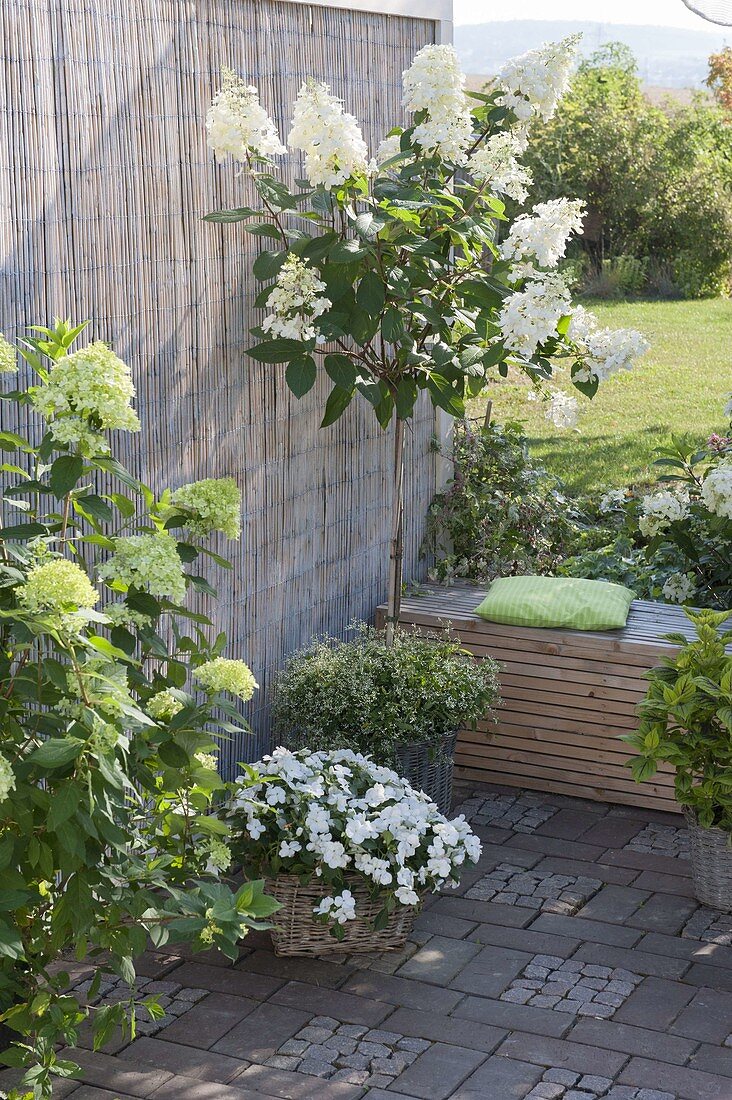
[376,585,723,814]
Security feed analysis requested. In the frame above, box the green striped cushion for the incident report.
[474,576,636,631]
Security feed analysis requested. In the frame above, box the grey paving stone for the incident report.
[534,856,639,887]
[63,1049,172,1098]
[339,969,463,1013]
[619,1056,732,1100]
[613,976,695,1030]
[632,871,697,898]
[432,894,536,928]
[383,1006,507,1053]
[572,942,690,981]
[528,914,643,948]
[157,992,258,1049]
[567,1017,696,1065]
[269,981,391,1025]
[237,1063,365,1098]
[397,935,482,984]
[387,1042,486,1099]
[451,1055,543,1098]
[117,1037,249,1083]
[624,822,691,860]
[452,996,572,1039]
[496,1033,629,1077]
[576,885,652,925]
[212,1001,312,1061]
[168,961,282,1001]
[670,987,732,1044]
[625,893,698,935]
[579,817,645,849]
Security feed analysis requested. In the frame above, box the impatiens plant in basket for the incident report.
[0,322,278,1099]
[624,608,732,910]
[228,748,482,955]
[204,38,649,642]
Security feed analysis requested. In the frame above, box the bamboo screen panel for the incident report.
[0,0,438,772]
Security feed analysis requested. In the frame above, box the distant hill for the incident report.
[454,20,731,88]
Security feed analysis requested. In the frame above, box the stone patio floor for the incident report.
[7,782,732,1100]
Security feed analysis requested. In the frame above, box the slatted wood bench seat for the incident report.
[376,585,730,814]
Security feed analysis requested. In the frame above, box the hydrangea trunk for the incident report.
[385,417,405,648]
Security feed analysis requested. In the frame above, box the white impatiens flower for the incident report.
[638,491,689,538]
[402,44,473,163]
[701,461,732,519]
[206,67,285,162]
[497,273,571,359]
[31,342,140,454]
[0,753,16,803]
[288,80,368,188]
[501,198,585,280]
[99,532,186,603]
[546,391,579,430]
[662,573,697,605]
[0,334,17,373]
[497,34,581,124]
[468,131,532,203]
[569,306,649,383]
[262,254,332,343]
[229,748,482,935]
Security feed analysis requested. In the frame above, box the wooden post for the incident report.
[385,417,405,647]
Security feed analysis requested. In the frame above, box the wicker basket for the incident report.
[267,873,416,957]
[684,808,732,912]
[394,731,457,815]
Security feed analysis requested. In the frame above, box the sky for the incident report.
[454,0,724,29]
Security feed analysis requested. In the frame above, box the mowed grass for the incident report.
[468,299,732,494]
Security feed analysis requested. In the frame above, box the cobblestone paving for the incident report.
[624,823,690,860]
[681,906,732,945]
[501,955,643,1018]
[72,974,207,1036]
[20,784,732,1100]
[528,1072,675,1099]
[467,863,602,914]
[456,790,559,832]
[264,1017,430,1086]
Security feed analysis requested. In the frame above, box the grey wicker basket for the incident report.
[394,731,457,815]
[267,873,416,957]
[684,808,732,912]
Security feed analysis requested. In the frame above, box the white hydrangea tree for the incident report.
[205,38,648,640]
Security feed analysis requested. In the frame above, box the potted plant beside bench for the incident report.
[625,607,732,911]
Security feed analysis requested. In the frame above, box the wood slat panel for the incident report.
[376,584,703,812]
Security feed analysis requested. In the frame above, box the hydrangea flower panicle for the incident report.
[206,67,285,162]
[288,80,368,188]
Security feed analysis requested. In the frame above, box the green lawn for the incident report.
[469,299,732,495]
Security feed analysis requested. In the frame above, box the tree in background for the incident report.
[707,46,732,112]
[523,43,732,298]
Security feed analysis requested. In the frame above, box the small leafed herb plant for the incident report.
[272,624,500,764]
[624,608,732,831]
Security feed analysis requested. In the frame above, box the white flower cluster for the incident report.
[569,306,649,383]
[288,80,368,188]
[262,254,332,343]
[501,198,585,280]
[599,488,629,513]
[468,131,532,203]
[31,342,140,454]
[497,273,571,359]
[230,748,481,922]
[0,752,15,803]
[99,532,186,603]
[0,334,17,374]
[206,67,285,162]
[546,391,579,430]
[701,461,732,520]
[314,889,356,924]
[497,34,581,124]
[402,44,473,163]
[662,572,697,605]
[375,134,404,167]
[638,490,689,538]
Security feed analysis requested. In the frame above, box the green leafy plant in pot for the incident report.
[624,608,732,910]
[271,625,500,813]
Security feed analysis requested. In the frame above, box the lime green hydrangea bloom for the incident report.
[99,532,186,603]
[194,657,258,700]
[147,689,185,721]
[0,334,17,374]
[205,838,232,872]
[20,558,99,614]
[171,477,242,540]
[31,341,140,454]
[0,753,16,803]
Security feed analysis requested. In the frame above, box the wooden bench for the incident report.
[376,585,729,814]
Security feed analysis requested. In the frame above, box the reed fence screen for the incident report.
[0,0,439,771]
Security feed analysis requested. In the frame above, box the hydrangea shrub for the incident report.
[0,322,278,1098]
[229,748,482,936]
[205,39,648,638]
